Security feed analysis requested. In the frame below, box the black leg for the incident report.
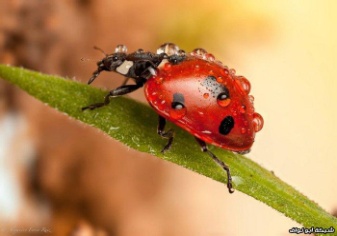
[82,84,142,111]
[121,77,130,86]
[157,116,174,153]
[195,137,234,194]
[87,68,103,85]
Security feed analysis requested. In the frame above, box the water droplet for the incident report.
[217,98,231,107]
[239,105,246,114]
[169,107,187,120]
[235,76,251,94]
[192,48,207,59]
[241,128,246,134]
[155,77,164,84]
[115,44,127,53]
[203,93,209,99]
[229,68,236,75]
[157,43,179,56]
[177,49,186,57]
[215,60,223,66]
[248,95,255,104]
[216,76,223,83]
[223,68,229,75]
[206,53,215,61]
[194,64,200,70]
[252,113,264,132]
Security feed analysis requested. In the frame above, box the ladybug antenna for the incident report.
[80,57,95,62]
[93,46,107,57]
[87,46,108,85]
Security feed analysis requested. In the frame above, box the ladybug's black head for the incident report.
[87,45,128,84]
[100,53,126,71]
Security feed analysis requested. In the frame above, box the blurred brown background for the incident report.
[0,0,337,235]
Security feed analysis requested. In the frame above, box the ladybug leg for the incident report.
[195,137,234,194]
[121,77,130,86]
[82,83,143,111]
[157,116,174,153]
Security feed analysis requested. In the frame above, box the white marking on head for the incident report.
[147,67,157,76]
[158,59,168,68]
[116,60,133,75]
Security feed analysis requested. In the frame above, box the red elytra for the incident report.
[145,55,263,153]
[82,43,264,193]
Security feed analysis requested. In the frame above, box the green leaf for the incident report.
[0,64,336,234]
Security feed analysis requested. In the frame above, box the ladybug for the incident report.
[82,43,264,193]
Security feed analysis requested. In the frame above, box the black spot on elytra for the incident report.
[217,88,230,101]
[171,93,185,109]
[219,116,234,135]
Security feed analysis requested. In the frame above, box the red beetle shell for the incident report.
[144,55,263,153]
